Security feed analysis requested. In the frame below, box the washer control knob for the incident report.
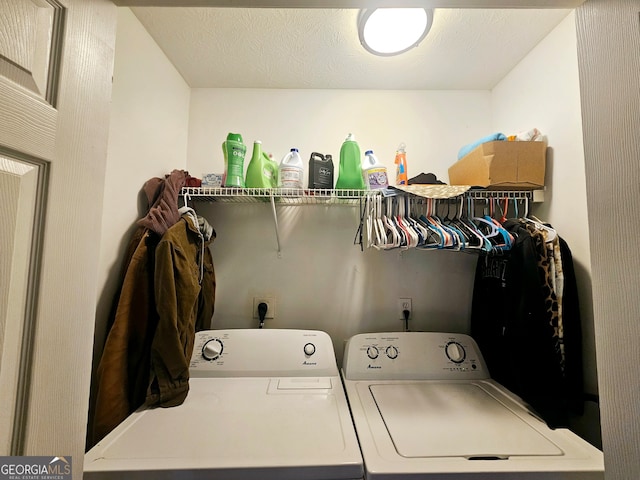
[386,346,399,359]
[304,343,316,356]
[445,342,466,363]
[366,346,379,359]
[202,338,224,361]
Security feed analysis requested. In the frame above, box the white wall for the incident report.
[187,89,493,184]
[492,12,592,311]
[96,7,191,339]
[491,12,600,445]
[187,89,492,362]
[91,7,191,440]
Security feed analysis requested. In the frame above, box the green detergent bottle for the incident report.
[335,133,365,190]
[246,140,278,188]
[222,133,246,187]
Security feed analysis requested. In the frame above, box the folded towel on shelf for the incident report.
[458,133,506,160]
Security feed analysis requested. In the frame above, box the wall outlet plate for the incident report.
[253,297,275,319]
[398,298,412,320]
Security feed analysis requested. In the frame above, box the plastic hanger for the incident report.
[445,197,476,251]
[393,199,410,249]
[420,199,446,249]
[364,193,373,249]
[407,198,429,247]
[383,197,401,248]
[373,195,385,249]
[430,200,460,249]
[524,214,557,242]
[463,198,493,252]
[371,196,391,250]
[398,198,419,248]
[441,200,466,251]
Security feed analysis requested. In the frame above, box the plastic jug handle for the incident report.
[310,152,325,162]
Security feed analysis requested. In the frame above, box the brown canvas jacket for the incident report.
[145,210,215,407]
[92,227,159,445]
[91,170,193,446]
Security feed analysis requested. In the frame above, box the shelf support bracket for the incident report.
[269,194,282,255]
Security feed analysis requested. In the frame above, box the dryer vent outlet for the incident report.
[253,297,275,319]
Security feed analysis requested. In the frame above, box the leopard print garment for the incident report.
[551,237,565,368]
[520,220,564,372]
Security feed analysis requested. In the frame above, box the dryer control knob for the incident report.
[367,346,379,359]
[386,346,398,359]
[445,342,466,363]
[304,343,316,356]
[202,338,224,361]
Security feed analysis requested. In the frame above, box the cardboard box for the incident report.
[448,141,546,189]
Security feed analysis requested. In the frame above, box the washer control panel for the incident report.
[190,329,338,378]
[341,332,489,381]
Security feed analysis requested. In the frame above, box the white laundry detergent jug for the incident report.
[278,148,304,190]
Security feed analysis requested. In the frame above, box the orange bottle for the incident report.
[394,143,408,185]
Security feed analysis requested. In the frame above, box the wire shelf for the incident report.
[465,189,535,200]
[181,186,543,254]
[181,186,542,204]
[181,187,374,205]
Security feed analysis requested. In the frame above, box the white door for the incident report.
[0,0,116,472]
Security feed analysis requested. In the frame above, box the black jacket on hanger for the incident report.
[470,220,583,428]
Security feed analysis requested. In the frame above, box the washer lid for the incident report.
[105,379,348,460]
[370,383,563,459]
[86,378,363,479]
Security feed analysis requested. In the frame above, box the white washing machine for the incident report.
[85,329,364,480]
[341,332,604,480]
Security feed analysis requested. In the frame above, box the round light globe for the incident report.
[359,8,433,56]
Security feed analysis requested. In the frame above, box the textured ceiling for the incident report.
[130,7,572,90]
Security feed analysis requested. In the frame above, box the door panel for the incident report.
[0,0,58,456]
[0,2,117,474]
[0,155,44,455]
[0,0,64,103]
[0,81,56,159]
[0,0,60,159]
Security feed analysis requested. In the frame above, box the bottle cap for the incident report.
[365,150,373,155]
[227,133,243,142]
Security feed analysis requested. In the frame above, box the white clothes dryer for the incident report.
[85,329,364,480]
[341,331,603,480]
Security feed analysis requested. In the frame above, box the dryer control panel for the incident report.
[341,332,490,381]
[190,329,339,378]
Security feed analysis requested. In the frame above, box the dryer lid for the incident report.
[370,382,563,459]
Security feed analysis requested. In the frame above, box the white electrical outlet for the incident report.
[253,297,276,319]
[398,298,412,320]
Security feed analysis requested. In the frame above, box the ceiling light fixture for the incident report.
[358,8,433,57]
